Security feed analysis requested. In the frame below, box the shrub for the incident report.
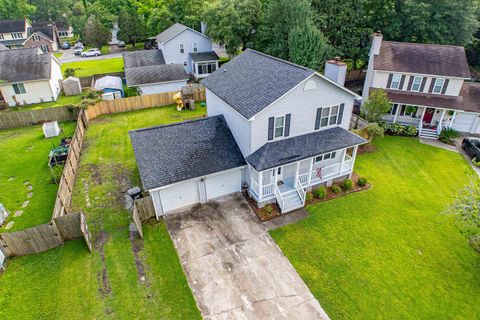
[341,179,353,191]
[358,177,368,186]
[330,185,341,193]
[124,86,139,97]
[264,205,273,214]
[403,125,418,136]
[383,123,404,135]
[305,192,313,203]
[313,186,327,199]
[366,123,384,140]
[64,68,75,78]
[361,89,392,122]
[439,127,460,145]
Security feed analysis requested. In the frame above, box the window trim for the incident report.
[274,116,285,139]
[179,43,184,54]
[390,74,402,90]
[33,34,40,41]
[41,44,49,53]
[12,83,26,94]
[192,42,198,53]
[319,105,340,129]
[314,151,337,163]
[432,78,445,94]
[411,76,423,92]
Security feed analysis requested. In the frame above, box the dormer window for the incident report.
[33,34,40,41]
[390,74,402,89]
[411,76,423,92]
[432,78,445,94]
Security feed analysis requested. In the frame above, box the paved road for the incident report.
[164,194,330,320]
[58,48,123,63]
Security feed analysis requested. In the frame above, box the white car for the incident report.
[81,48,101,57]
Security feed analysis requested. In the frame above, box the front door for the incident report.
[275,167,283,184]
[423,108,435,124]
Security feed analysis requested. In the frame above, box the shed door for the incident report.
[206,170,241,201]
[452,112,477,133]
[159,180,199,213]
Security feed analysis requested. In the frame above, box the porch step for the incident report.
[282,193,304,213]
[419,128,439,139]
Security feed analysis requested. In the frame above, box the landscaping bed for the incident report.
[270,136,480,319]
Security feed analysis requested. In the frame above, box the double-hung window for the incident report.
[411,76,423,92]
[11,32,23,39]
[390,74,402,89]
[320,105,339,127]
[12,83,26,94]
[274,116,285,138]
[432,78,445,94]
[33,34,40,41]
[179,43,184,53]
[192,42,198,53]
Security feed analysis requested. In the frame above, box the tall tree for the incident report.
[0,0,35,19]
[257,0,312,60]
[288,23,333,70]
[29,0,73,22]
[83,15,111,47]
[203,0,262,56]
[118,6,146,46]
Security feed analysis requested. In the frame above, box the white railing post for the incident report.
[308,158,313,186]
[419,107,426,132]
[294,162,300,187]
[438,109,446,134]
[258,171,263,199]
[449,111,457,128]
[393,104,400,123]
[350,146,358,178]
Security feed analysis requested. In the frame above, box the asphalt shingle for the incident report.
[0,48,51,83]
[201,49,315,120]
[122,49,165,68]
[125,64,188,86]
[155,23,189,44]
[190,51,219,62]
[246,127,367,171]
[129,115,246,190]
[0,19,25,33]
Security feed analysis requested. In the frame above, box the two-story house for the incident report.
[0,48,63,107]
[129,49,366,217]
[362,33,480,138]
[155,23,219,78]
[0,18,31,49]
[23,22,61,53]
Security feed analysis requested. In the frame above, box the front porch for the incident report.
[383,103,458,139]
[249,146,358,213]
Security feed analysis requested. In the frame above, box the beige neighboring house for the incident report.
[0,48,63,107]
[23,22,61,53]
[0,18,31,49]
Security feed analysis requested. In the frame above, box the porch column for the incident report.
[258,171,263,199]
[438,109,446,133]
[308,158,313,185]
[349,146,358,179]
[340,148,347,174]
[419,107,427,131]
[393,104,400,123]
[294,162,300,187]
[449,111,457,128]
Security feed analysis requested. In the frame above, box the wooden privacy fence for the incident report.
[350,113,370,130]
[134,196,156,221]
[0,212,92,258]
[85,88,206,121]
[52,109,88,218]
[345,68,366,82]
[0,106,79,130]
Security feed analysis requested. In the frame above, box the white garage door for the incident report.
[206,170,241,201]
[452,112,477,133]
[159,180,199,213]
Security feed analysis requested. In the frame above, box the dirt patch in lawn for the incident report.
[84,163,103,185]
[129,225,149,285]
[95,231,112,296]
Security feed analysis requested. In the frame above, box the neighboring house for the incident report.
[23,22,61,53]
[363,33,480,137]
[0,18,31,49]
[0,42,8,51]
[130,49,367,218]
[123,49,189,95]
[155,23,219,78]
[0,48,63,107]
[54,21,73,38]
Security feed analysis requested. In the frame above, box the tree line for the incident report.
[1,0,479,69]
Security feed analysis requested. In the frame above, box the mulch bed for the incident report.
[246,173,372,222]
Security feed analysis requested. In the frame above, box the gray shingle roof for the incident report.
[374,41,471,78]
[201,49,315,119]
[28,23,56,41]
[122,49,165,68]
[125,64,188,86]
[129,115,246,190]
[156,23,189,44]
[190,51,219,62]
[246,127,367,171]
[0,48,52,83]
[0,19,25,33]
[0,39,25,46]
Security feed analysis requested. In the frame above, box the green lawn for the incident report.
[270,137,480,319]
[126,43,144,51]
[54,52,64,59]
[0,105,206,319]
[0,122,76,232]
[61,57,124,78]
[7,94,83,112]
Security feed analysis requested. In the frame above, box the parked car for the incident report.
[60,41,70,50]
[118,41,125,47]
[81,48,101,57]
[462,137,480,162]
[73,42,84,55]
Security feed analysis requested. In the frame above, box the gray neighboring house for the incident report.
[155,23,219,78]
[123,49,189,95]
[130,49,367,217]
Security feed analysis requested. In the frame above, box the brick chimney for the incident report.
[324,57,347,86]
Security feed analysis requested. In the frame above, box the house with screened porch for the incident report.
[362,33,480,138]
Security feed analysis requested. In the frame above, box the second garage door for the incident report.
[205,170,242,201]
[159,180,199,213]
[452,112,477,133]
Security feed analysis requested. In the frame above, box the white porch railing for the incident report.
[251,178,275,199]
[299,155,353,187]
[274,185,285,212]
[382,114,421,126]
[262,183,275,197]
[295,177,306,204]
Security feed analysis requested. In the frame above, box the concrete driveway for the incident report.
[164,194,329,319]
